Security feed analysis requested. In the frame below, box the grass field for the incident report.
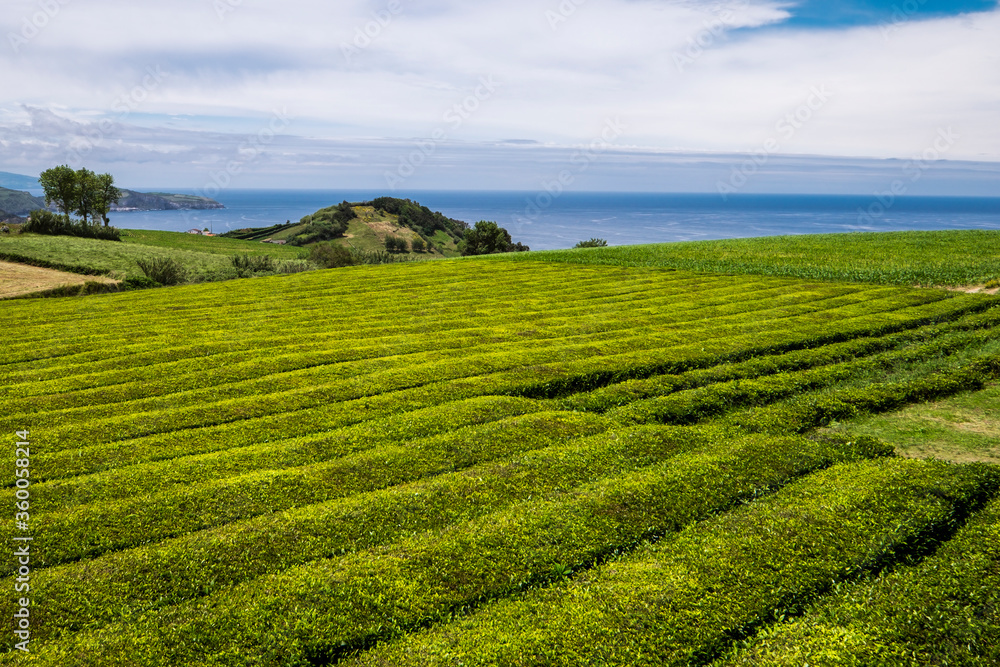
[1,232,999,664]
[121,229,304,259]
[822,382,1000,464]
[0,207,452,285]
[494,229,1000,287]
[0,231,305,281]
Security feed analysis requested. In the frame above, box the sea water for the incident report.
[110,190,1000,252]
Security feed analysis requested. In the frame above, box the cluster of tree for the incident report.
[384,235,409,253]
[288,201,357,246]
[307,242,356,268]
[574,238,609,248]
[384,234,435,254]
[365,197,468,243]
[39,165,122,227]
[460,221,530,256]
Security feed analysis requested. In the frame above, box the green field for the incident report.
[0,230,305,281]
[121,229,304,259]
[496,229,1000,286]
[2,234,999,664]
[0,207,453,285]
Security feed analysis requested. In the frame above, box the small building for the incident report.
[186,229,204,235]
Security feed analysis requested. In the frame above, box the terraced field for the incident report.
[2,256,999,665]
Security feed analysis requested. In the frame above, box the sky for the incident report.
[1,0,998,195]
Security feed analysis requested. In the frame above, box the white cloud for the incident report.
[0,0,997,189]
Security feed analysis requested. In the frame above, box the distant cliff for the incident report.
[112,191,225,212]
[0,185,224,216]
[0,188,46,216]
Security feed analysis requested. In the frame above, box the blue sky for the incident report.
[780,0,997,27]
[0,1,997,194]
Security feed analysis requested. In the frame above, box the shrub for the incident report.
[23,209,122,241]
[574,238,609,248]
[385,235,408,253]
[726,355,1000,435]
[411,237,427,253]
[135,256,186,286]
[22,430,895,663]
[352,250,411,265]
[461,220,529,255]
[273,259,314,274]
[721,494,1000,666]
[288,201,357,246]
[84,224,123,241]
[231,254,276,276]
[11,410,609,572]
[352,459,998,667]
[308,242,356,268]
[23,209,69,235]
[121,275,161,290]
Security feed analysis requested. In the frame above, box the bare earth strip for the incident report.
[0,261,117,299]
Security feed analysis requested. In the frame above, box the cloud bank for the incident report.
[0,0,997,191]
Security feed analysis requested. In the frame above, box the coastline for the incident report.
[107,190,1000,252]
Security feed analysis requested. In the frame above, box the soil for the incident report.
[0,261,118,299]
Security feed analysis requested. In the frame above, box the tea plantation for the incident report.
[2,251,998,664]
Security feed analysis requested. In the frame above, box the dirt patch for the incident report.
[895,443,1000,466]
[0,261,117,299]
[366,220,407,237]
[942,284,1000,295]
[920,414,1000,439]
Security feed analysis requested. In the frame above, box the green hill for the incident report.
[222,197,469,257]
[0,232,998,664]
[0,182,223,216]
[114,190,224,211]
[0,186,46,216]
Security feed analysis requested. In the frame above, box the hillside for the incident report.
[1,238,998,664]
[0,186,46,216]
[222,197,468,257]
[113,190,224,211]
[0,178,223,215]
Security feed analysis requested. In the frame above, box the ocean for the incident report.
[110,190,1000,252]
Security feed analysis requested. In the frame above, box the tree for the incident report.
[74,168,97,225]
[91,173,122,227]
[39,165,78,223]
[461,220,529,256]
[308,242,356,268]
[574,238,608,248]
[39,166,121,227]
[385,235,408,253]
